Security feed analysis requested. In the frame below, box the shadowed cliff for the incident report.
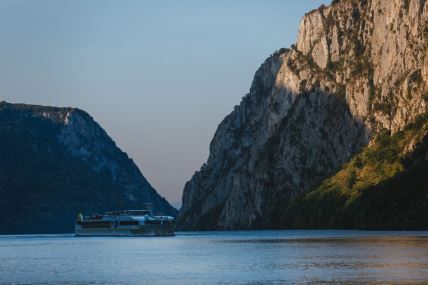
[0,102,177,234]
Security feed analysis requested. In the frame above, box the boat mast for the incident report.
[145,203,153,215]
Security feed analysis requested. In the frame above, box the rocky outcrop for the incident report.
[0,102,176,234]
[178,0,428,230]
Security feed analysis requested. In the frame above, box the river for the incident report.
[1,230,428,284]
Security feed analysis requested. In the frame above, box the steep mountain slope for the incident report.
[178,0,428,230]
[285,113,428,229]
[0,102,176,234]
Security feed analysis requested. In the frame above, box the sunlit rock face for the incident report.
[0,102,176,234]
[178,0,428,230]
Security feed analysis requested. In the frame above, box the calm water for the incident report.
[1,230,428,284]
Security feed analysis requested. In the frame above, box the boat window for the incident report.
[81,221,112,229]
[127,210,150,216]
[119,220,139,226]
[145,220,162,225]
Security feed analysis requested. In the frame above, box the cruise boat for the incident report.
[75,207,175,237]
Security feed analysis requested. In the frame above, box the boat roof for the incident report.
[105,210,151,216]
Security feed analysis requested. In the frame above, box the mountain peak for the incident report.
[177,0,428,230]
[0,102,177,234]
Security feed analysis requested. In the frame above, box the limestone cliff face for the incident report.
[178,0,428,230]
[0,102,176,234]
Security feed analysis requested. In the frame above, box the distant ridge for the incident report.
[0,101,177,234]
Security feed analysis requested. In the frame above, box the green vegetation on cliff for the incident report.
[285,113,428,229]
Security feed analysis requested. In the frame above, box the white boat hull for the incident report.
[75,224,175,237]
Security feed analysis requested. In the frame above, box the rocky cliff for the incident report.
[0,102,176,234]
[178,0,428,230]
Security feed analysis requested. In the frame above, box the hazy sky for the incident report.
[0,0,329,206]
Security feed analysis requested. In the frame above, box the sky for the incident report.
[0,0,329,207]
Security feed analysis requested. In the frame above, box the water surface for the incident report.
[1,230,428,284]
